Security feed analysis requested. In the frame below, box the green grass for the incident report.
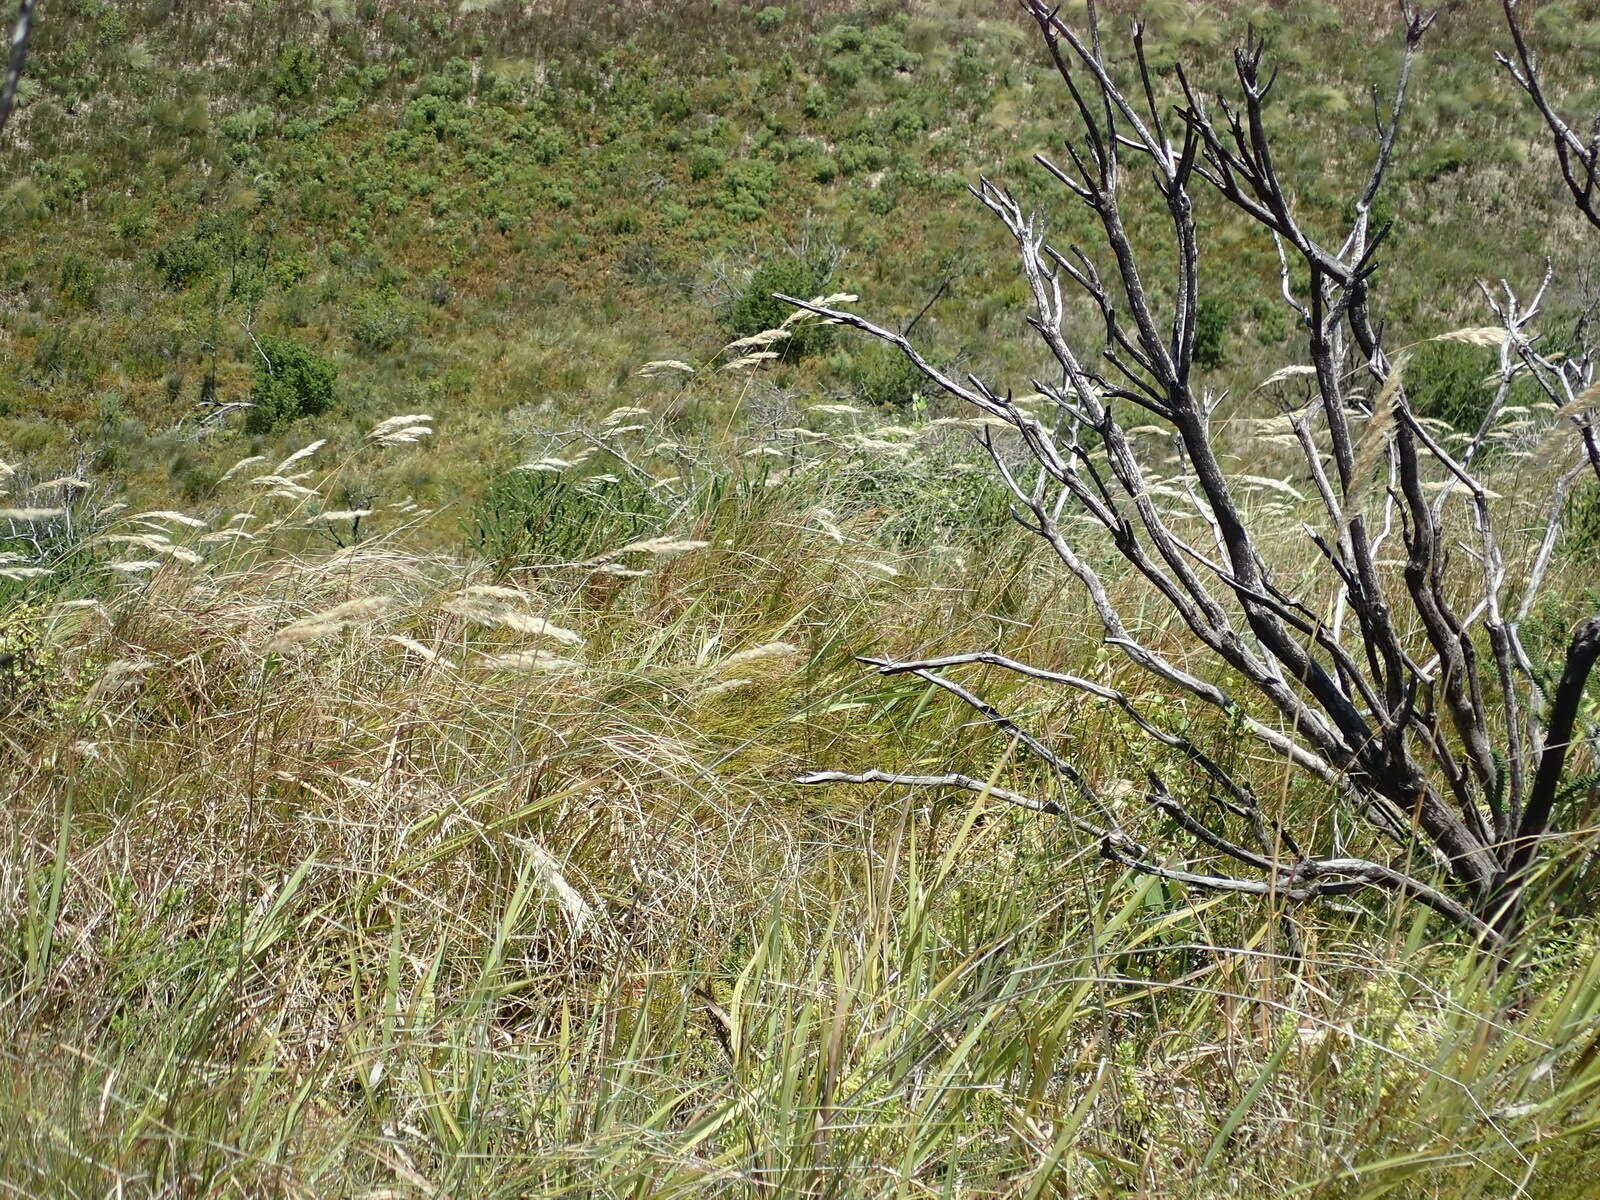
[2,0,1596,514]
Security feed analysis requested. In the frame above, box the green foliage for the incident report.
[754,6,786,33]
[830,445,1016,546]
[881,99,926,141]
[348,293,418,354]
[837,141,888,176]
[1408,136,1474,184]
[1193,295,1230,370]
[152,236,215,290]
[0,600,60,720]
[246,336,338,433]
[273,42,319,99]
[688,144,725,181]
[1406,341,1494,430]
[718,159,777,220]
[847,342,926,409]
[817,20,919,81]
[57,253,103,309]
[1564,482,1600,554]
[724,254,833,359]
[468,469,664,571]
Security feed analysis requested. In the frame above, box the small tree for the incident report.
[792,2,1600,946]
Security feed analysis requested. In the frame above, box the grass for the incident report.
[1,0,1597,516]
[4,0,1600,1194]
[3,380,1600,1195]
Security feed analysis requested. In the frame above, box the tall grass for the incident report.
[3,397,1599,1196]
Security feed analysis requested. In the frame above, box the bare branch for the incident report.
[0,0,35,141]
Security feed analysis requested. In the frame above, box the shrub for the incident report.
[688,145,726,181]
[153,236,215,289]
[1407,341,1494,430]
[724,254,834,359]
[754,6,786,32]
[1564,482,1600,553]
[468,470,664,571]
[862,25,919,76]
[606,206,646,236]
[0,600,63,720]
[719,160,777,221]
[881,100,926,141]
[57,253,103,309]
[817,23,864,55]
[349,295,417,354]
[849,342,925,409]
[828,444,1015,547]
[273,43,318,99]
[1192,295,1230,369]
[246,336,338,433]
[416,59,473,102]
[837,142,888,176]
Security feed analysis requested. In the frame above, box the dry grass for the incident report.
[2,391,1599,1197]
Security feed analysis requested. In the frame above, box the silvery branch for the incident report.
[789,1,1600,946]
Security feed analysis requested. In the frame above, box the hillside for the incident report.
[2,1,1596,509]
[5,2,1600,1197]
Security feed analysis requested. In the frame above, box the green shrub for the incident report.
[0,600,64,719]
[1406,341,1493,430]
[468,470,664,572]
[153,236,214,289]
[218,106,271,147]
[1410,137,1473,184]
[57,253,103,309]
[828,447,1015,547]
[861,25,919,76]
[719,160,777,221]
[1193,296,1230,370]
[349,295,417,354]
[724,254,834,359]
[818,24,865,55]
[881,100,925,141]
[246,336,338,433]
[1564,482,1600,553]
[606,206,646,236]
[754,6,786,32]
[416,58,473,102]
[273,42,318,99]
[688,145,726,181]
[849,343,925,409]
[820,22,918,80]
[837,142,887,176]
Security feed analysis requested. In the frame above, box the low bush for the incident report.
[723,254,835,359]
[245,336,338,433]
[1193,295,1230,370]
[273,42,319,99]
[1406,341,1495,430]
[719,159,776,220]
[468,469,665,572]
[848,342,925,409]
[152,236,214,290]
[348,294,418,354]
